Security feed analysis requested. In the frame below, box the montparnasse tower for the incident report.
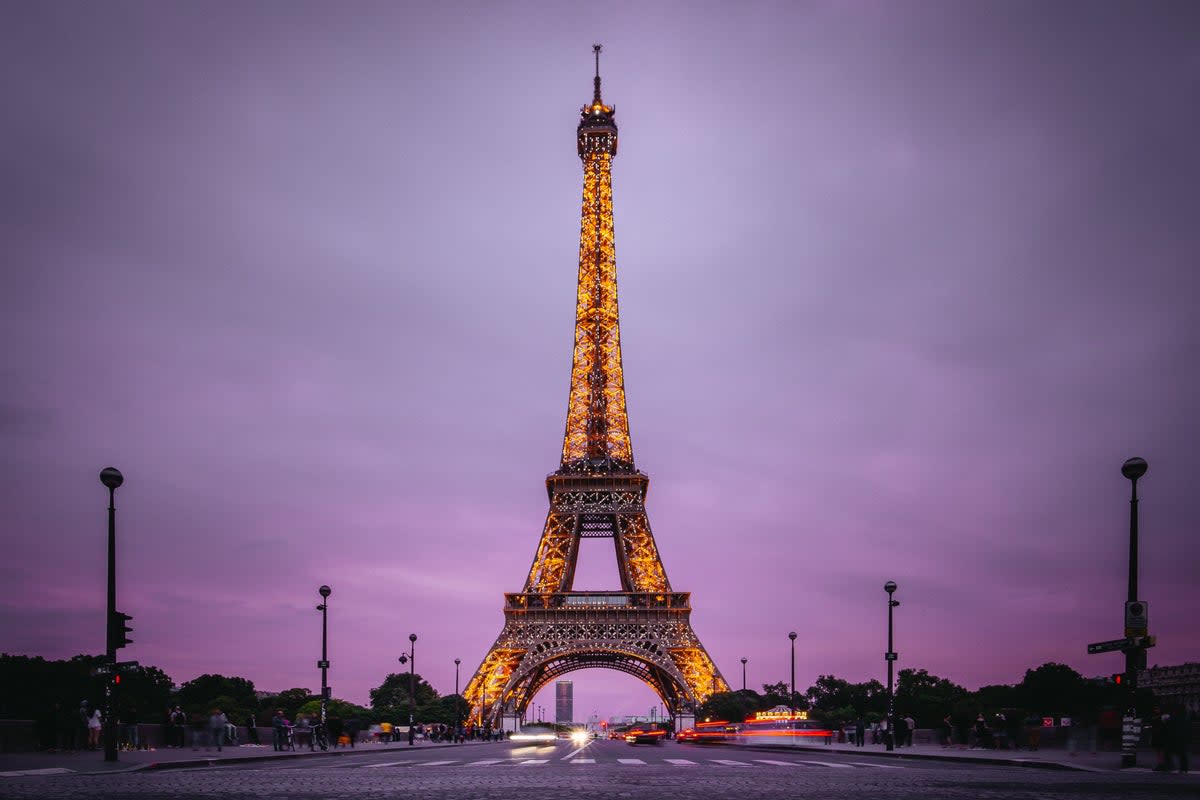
[464,46,727,732]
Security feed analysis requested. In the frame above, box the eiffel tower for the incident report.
[463,46,728,732]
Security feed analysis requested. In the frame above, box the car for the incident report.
[509,724,557,743]
[623,727,667,745]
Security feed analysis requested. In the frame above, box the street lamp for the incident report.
[788,632,797,713]
[741,657,748,692]
[884,580,899,752]
[405,634,417,745]
[99,467,125,763]
[1120,457,1148,769]
[454,658,461,743]
[316,585,331,750]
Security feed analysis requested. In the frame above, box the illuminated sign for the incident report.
[751,705,809,721]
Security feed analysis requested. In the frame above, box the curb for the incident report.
[103,741,494,774]
[719,743,1098,772]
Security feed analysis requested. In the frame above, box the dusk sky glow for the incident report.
[3,2,1199,720]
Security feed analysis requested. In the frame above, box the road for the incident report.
[1,738,1194,799]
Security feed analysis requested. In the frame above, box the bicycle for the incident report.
[311,723,328,751]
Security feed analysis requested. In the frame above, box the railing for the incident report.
[505,592,690,611]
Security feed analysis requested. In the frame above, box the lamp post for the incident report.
[1121,456,1148,769]
[316,585,330,750]
[454,658,461,743]
[407,633,417,745]
[100,467,124,763]
[741,657,748,692]
[884,580,899,752]
[788,632,797,713]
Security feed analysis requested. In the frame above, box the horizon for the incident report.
[2,2,1198,719]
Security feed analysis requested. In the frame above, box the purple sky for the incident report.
[3,2,1198,720]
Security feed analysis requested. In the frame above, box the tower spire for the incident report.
[593,43,602,105]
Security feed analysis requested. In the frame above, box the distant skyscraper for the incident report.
[555,680,574,724]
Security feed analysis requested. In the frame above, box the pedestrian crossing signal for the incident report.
[1111,673,1123,685]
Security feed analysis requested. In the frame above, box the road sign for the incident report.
[114,660,140,671]
[1125,600,1148,637]
[90,665,112,676]
[317,659,329,669]
[884,652,898,661]
[1088,638,1133,654]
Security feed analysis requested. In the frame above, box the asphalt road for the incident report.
[1,738,1195,799]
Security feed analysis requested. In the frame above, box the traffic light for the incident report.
[109,611,133,650]
[1111,673,1124,685]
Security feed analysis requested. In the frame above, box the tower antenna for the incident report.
[593,43,603,104]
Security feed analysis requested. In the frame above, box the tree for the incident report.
[370,672,439,721]
[295,698,371,721]
[761,681,807,710]
[1017,663,1087,715]
[894,669,967,727]
[805,675,884,716]
[258,688,314,721]
[176,674,257,717]
[697,691,756,724]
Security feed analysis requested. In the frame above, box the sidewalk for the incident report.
[735,740,1186,773]
[0,738,494,777]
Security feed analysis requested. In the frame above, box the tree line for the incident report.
[0,654,470,748]
[699,662,1143,728]
[2,653,1146,747]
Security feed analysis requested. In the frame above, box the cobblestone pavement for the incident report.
[2,740,1195,799]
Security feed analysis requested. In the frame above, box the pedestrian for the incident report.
[86,707,102,750]
[1150,705,1168,770]
[79,701,92,750]
[940,715,953,747]
[327,715,344,748]
[345,717,361,748]
[1004,710,1023,751]
[122,705,140,751]
[894,715,908,748]
[208,708,227,751]
[973,714,994,749]
[1163,703,1190,774]
[904,715,916,747]
[271,709,288,751]
[169,705,187,748]
[854,717,865,747]
[1068,706,1098,756]
[246,713,259,745]
[1023,713,1041,751]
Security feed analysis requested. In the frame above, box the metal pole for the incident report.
[318,585,330,748]
[741,657,747,692]
[454,658,461,743]
[408,634,416,746]
[788,632,797,714]
[1120,457,1147,769]
[885,581,898,752]
[104,485,117,762]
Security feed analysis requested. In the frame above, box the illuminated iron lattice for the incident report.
[464,46,728,730]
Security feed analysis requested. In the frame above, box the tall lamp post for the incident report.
[884,581,899,752]
[454,658,461,742]
[100,467,124,763]
[788,632,797,713]
[1121,457,1148,769]
[741,657,748,692]
[407,634,417,745]
[316,585,331,750]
